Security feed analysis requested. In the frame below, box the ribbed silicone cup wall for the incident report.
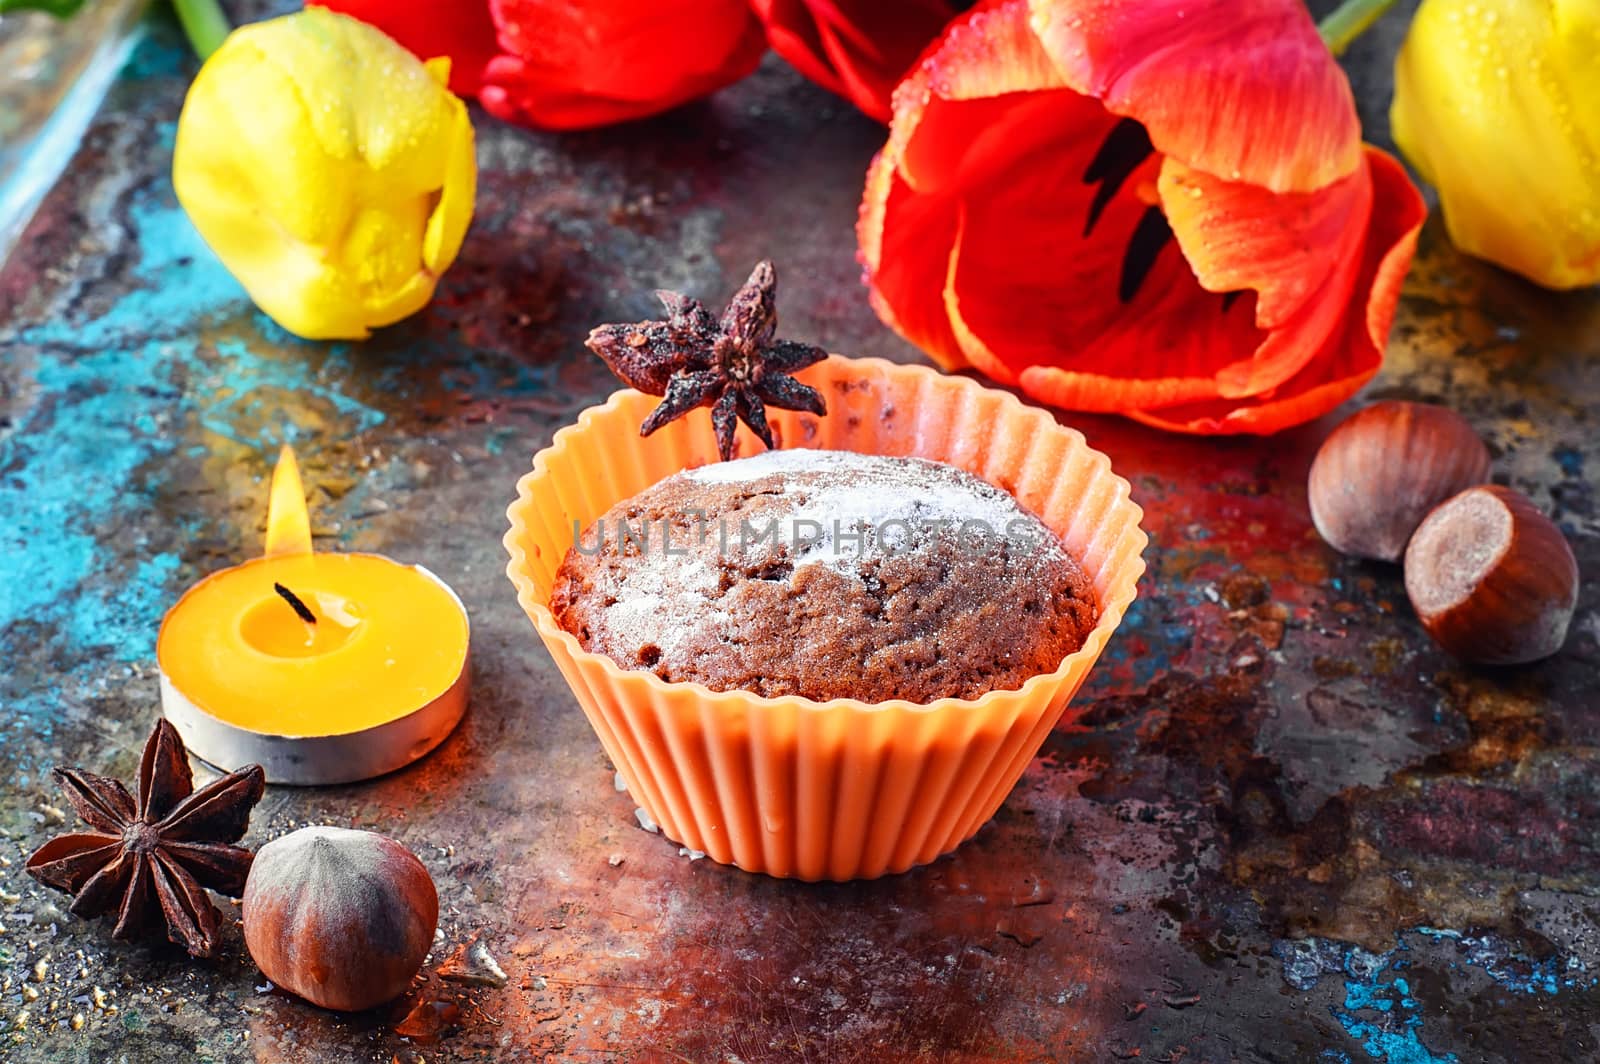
[505,357,1147,881]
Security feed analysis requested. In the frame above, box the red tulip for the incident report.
[312,0,766,130]
[751,0,961,122]
[858,0,1428,435]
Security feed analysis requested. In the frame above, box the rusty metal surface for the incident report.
[2,6,1598,1062]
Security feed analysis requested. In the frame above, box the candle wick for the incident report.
[273,582,318,625]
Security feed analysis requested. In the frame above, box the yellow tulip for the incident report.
[1392,0,1600,290]
[173,8,476,339]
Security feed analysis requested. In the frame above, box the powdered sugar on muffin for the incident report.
[550,450,1097,702]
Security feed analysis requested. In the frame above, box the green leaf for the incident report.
[0,0,88,15]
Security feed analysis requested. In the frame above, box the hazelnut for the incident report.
[1404,485,1578,665]
[243,827,438,1012]
[1309,400,1491,561]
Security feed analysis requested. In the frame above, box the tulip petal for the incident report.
[811,13,898,122]
[754,0,960,122]
[310,0,500,96]
[1158,160,1365,330]
[888,0,1067,184]
[858,151,967,369]
[423,96,478,276]
[482,0,766,129]
[1028,0,1361,192]
[1126,148,1426,434]
[759,0,852,101]
[1157,153,1373,398]
[899,94,1055,202]
[861,1,1080,372]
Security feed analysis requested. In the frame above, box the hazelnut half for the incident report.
[1309,400,1492,561]
[1404,485,1578,665]
[243,827,438,1012]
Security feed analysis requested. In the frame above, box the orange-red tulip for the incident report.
[858,0,1428,435]
[751,0,961,122]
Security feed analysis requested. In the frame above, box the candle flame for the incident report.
[264,444,313,558]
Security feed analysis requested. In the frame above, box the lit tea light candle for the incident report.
[158,446,469,785]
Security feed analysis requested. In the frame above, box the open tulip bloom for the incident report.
[859,0,1429,435]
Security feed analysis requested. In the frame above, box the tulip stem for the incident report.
[1317,0,1402,55]
[171,0,230,60]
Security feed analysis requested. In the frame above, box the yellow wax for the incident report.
[157,553,468,737]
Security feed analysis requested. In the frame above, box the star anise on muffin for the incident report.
[25,719,265,958]
[586,261,828,460]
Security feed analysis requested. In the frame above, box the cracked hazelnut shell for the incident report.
[1404,485,1578,665]
[243,827,438,1012]
[1309,401,1492,561]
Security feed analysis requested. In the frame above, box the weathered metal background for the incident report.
[1,3,1597,1061]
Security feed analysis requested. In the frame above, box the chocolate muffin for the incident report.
[550,449,1099,703]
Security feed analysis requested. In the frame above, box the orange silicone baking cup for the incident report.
[504,356,1146,881]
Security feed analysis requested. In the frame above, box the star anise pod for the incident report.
[25,719,266,958]
[586,260,829,460]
